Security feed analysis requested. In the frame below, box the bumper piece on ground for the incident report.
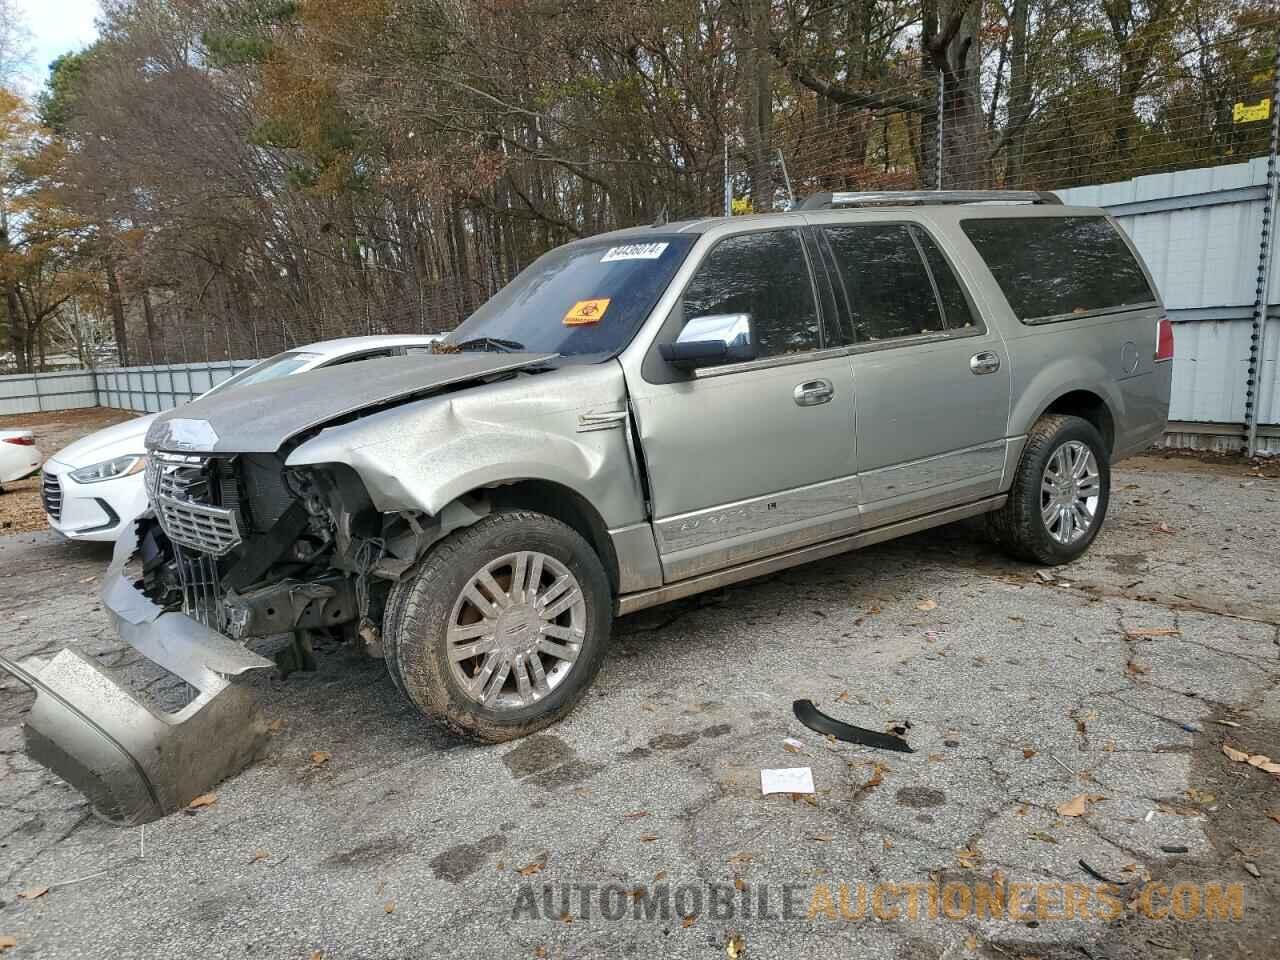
[0,521,274,824]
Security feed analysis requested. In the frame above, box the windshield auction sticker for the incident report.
[601,242,669,262]
[564,298,611,325]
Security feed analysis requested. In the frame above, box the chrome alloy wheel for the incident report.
[446,551,587,710]
[1040,440,1101,545]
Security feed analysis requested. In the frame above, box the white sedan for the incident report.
[42,334,443,542]
[0,429,43,491]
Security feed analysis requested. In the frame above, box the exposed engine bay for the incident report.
[139,451,481,651]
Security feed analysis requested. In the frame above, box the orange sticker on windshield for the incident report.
[563,298,610,326]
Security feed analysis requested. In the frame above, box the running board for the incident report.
[615,495,1005,615]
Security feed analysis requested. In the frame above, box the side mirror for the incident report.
[659,313,756,370]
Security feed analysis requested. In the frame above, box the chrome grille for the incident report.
[147,453,242,556]
[172,543,225,630]
[41,471,62,521]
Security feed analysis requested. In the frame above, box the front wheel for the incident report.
[988,414,1111,565]
[393,510,613,742]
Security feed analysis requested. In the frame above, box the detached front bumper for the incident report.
[0,521,273,824]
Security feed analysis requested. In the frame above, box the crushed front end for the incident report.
[0,448,409,824]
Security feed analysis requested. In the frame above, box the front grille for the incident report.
[172,543,225,629]
[41,471,62,521]
[147,453,242,556]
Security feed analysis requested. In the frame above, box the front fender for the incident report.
[284,365,648,529]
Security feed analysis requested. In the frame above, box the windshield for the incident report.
[447,236,697,358]
[200,351,321,398]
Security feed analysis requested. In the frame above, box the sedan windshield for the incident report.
[447,236,696,358]
[201,351,321,398]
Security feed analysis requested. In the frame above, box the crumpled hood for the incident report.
[145,352,556,454]
[52,413,157,467]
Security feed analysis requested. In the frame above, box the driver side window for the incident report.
[680,229,821,359]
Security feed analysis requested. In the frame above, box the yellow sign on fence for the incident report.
[1233,98,1271,123]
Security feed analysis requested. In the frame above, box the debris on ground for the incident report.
[1079,859,1128,885]
[792,699,913,752]
[1223,744,1280,775]
[1057,793,1105,817]
[760,767,815,795]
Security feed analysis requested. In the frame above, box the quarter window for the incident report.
[680,229,821,358]
[915,230,978,330]
[822,224,943,342]
[960,216,1156,322]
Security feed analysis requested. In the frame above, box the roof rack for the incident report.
[799,190,1061,210]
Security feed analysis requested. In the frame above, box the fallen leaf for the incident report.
[1125,659,1149,676]
[810,834,833,842]
[17,886,48,900]
[681,914,697,928]
[883,837,893,850]
[639,834,658,842]
[384,901,395,915]
[186,792,217,809]
[1022,748,1037,760]
[956,843,982,869]
[1267,811,1280,826]
[915,599,938,611]
[727,853,752,865]
[1243,861,1262,878]
[534,947,548,959]
[734,877,746,892]
[1153,522,1176,535]
[629,886,646,902]
[78,575,96,584]
[622,810,648,820]
[249,850,270,864]
[559,912,573,924]
[965,932,980,952]
[1057,794,1106,817]
[1029,831,1059,844]
[310,751,331,766]
[726,932,746,959]
[836,691,850,703]
[268,719,286,734]
[654,870,668,881]
[517,854,548,877]
[1224,744,1250,762]
[1186,788,1216,805]
[309,953,322,960]
[0,938,14,953]
[1247,754,1273,768]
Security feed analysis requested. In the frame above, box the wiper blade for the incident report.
[449,336,527,353]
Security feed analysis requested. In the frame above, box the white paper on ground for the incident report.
[760,767,815,795]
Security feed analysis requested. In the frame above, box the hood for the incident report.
[146,351,556,455]
[53,414,157,467]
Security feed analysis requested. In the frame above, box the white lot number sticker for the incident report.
[601,242,669,262]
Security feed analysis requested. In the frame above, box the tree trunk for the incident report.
[1005,0,1031,187]
[104,259,130,366]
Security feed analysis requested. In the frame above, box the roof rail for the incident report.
[799,190,1062,210]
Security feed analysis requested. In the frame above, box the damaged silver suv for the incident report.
[5,191,1172,821]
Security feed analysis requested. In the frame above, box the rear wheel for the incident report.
[393,510,612,741]
[988,414,1110,565]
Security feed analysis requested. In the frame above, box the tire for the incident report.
[988,414,1110,565]
[381,575,416,693]
[393,510,613,742]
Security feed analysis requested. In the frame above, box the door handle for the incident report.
[793,379,834,406]
[969,351,1001,375]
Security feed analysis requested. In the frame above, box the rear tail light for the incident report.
[1155,317,1174,362]
[2,436,34,446]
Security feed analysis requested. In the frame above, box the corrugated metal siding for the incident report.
[0,361,258,417]
[1060,158,1278,452]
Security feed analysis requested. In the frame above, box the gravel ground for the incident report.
[1,454,1278,959]
[0,409,137,534]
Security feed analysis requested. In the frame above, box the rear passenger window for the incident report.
[915,230,978,330]
[960,216,1156,322]
[822,224,942,342]
[681,229,821,358]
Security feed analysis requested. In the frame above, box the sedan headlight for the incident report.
[69,455,147,484]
